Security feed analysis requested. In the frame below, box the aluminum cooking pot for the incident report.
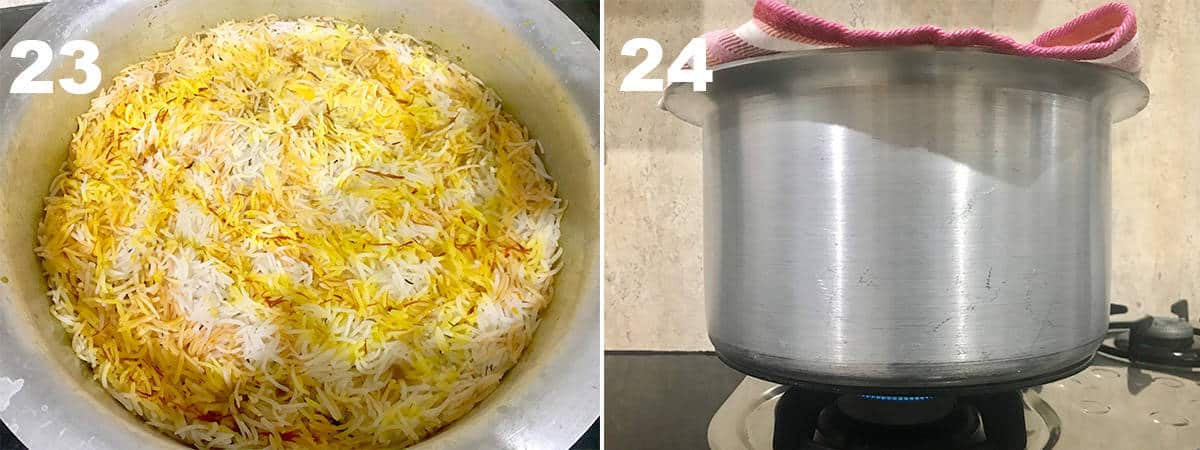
[0,0,598,448]
[662,48,1149,393]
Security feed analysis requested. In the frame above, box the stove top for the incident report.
[710,340,1200,450]
[771,390,1028,449]
[712,379,1052,450]
[1100,301,1200,369]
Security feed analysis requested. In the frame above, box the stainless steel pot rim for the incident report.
[661,46,1150,126]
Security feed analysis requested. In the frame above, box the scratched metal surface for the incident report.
[663,48,1147,390]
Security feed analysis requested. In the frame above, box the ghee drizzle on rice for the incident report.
[36,17,562,448]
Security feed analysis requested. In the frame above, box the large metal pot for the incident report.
[0,0,598,448]
[663,48,1148,393]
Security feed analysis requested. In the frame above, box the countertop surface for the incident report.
[0,0,40,8]
[607,351,1200,450]
[605,352,746,449]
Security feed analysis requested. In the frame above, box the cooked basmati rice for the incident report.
[36,16,562,449]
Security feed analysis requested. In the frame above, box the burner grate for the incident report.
[773,389,1027,450]
[1101,299,1200,368]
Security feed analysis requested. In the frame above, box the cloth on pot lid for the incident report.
[702,1,1139,72]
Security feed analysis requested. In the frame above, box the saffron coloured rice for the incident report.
[36,16,562,449]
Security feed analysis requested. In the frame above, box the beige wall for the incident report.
[604,0,1200,350]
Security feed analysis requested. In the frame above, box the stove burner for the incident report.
[837,395,956,426]
[1100,300,1200,368]
[857,394,934,401]
[773,389,1026,450]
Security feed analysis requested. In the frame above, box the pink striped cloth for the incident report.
[704,1,1140,72]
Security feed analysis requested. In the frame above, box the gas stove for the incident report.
[709,302,1200,450]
